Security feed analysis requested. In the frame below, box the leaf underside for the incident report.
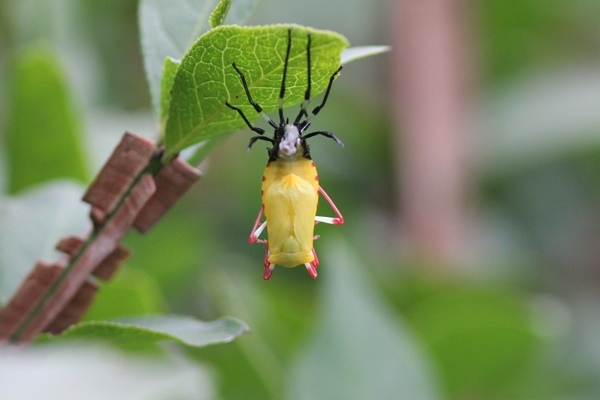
[164,24,349,156]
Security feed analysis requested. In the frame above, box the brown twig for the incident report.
[0,131,201,344]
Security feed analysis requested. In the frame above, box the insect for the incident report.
[225,29,344,280]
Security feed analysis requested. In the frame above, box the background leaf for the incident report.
[53,315,249,348]
[83,268,169,321]
[4,46,88,194]
[0,181,88,304]
[0,345,213,400]
[287,238,441,400]
[139,0,257,118]
[164,24,349,156]
[341,45,391,64]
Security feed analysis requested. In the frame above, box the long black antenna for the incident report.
[278,29,293,124]
[294,34,312,125]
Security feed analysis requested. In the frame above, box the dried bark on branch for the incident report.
[0,131,201,344]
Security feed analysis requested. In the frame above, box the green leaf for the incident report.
[210,0,231,28]
[54,315,249,348]
[0,181,88,303]
[402,279,539,398]
[139,0,257,117]
[341,45,391,64]
[164,24,349,157]
[83,268,168,321]
[0,345,213,399]
[287,238,441,400]
[5,46,88,194]
[159,57,180,130]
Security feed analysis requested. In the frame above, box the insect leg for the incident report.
[300,65,343,130]
[225,101,266,135]
[311,247,320,268]
[229,63,278,130]
[314,186,344,225]
[302,130,344,147]
[262,243,274,280]
[249,206,268,243]
[264,259,275,280]
[247,135,274,152]
[304,262,318,279]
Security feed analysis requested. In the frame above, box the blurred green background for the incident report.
[2,0,600,399]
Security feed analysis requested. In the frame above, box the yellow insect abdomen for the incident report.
[262,158,319,269]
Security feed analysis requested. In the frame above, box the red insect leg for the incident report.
[249,205,267,244]
[305,262,318,279]
[311,247,320,268]
[263,252,275,280]
[315,187,344,225]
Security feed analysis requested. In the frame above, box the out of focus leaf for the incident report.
[54,315,249,348]
[83,268,168,321]
[122,216,205,296]
[138,0,257,117]
[0,345,213,400]
[482,67,600,176]
[5,46,88,194]
[397,275,540,398]
[287,238,441,400]
[341,45,390,64]
[0,181,88,304]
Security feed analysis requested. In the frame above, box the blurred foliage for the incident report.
[5,46,88,193]
[1,0,600,399]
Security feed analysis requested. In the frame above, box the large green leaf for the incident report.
[164,24,349,157]
[52,315,249,348]
[0,345,213,399]
[287,238,441,400]
[139,0,257,117]
[4,47,88,194]
[400,277,540,398]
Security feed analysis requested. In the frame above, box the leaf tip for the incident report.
[341,45,391,65]
[210,0,232,28]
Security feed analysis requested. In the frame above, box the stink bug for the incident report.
[226,29,344,280]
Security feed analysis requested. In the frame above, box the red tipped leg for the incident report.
[315,187,344,225]
[249,206,267,243]
[264,264,275,280]
[305,262,318,279]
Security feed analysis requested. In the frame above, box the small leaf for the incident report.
[139,0,257,117]
[210,0,231,28]
[164,24,349,157]
[287,238,441,400]
[54,315,249,348]
[159,57,180,130]
[341,45,391,64]
[5,46,88,194]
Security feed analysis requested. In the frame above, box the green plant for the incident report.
[0,0,389,398]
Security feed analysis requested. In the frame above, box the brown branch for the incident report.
[0,131,201,344]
